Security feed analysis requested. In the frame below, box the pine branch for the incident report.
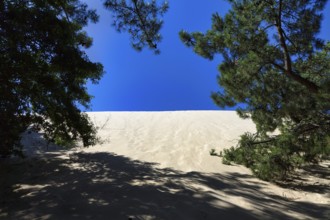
[132,0,157,49]
[275,0,319,93]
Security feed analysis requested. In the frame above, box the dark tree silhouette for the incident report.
[0,0,169,157]
[0,0,103,156]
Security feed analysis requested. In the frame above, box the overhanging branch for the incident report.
[275,0,319,93]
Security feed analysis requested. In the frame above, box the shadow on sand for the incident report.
[276,163,330,195]
[0,152,329,220]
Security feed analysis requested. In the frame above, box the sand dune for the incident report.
[1,111,329,219]
[88,111,257,173]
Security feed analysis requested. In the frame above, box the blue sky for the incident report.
[83,0,330,111]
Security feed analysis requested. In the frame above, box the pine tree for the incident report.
[0,0,169,157]
[180,0,330,180]
[0,0,103,157]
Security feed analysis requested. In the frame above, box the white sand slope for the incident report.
[1,111,329,220]
[88,111,256,173]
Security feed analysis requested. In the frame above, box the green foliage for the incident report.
[0,0,104,157]
[180,0,330,181]
[0,0,169,157]
[209,148,217,156]
[103,0,169,54]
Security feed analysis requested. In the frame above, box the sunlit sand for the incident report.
[1,111,329,219]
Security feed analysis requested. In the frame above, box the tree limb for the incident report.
[132,0,157,48]
[275,0,319,93]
